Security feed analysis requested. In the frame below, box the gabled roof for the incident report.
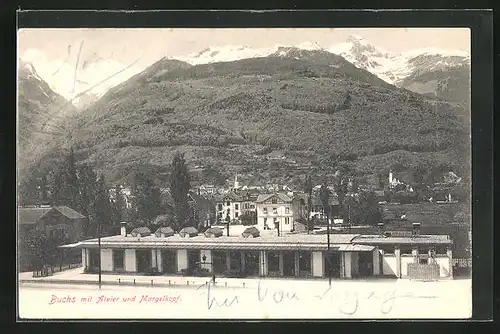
[179,226,198,237]
[204,227,223,238]
[155,226,175,237]
[242,226,260,238]
[18,206,86,225]
[255,193,292,203]
[131,227,152,236]
[214,192,243,203]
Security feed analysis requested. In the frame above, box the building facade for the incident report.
[63,227,454,280]
[255,193,294,233]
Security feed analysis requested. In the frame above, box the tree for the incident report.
[319,183,331,219]
[111,184,126,226]
[65,147,80,210]
[76,164,97,218]
[94,174,113,235]
[169,152,192,228]
[349,191,383,226]
[131,171,162,226]
[303,175,313,233]
[49,148,80,209]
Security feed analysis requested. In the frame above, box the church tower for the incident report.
[233,173,240,190]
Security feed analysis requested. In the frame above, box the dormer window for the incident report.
[271,198,277,204]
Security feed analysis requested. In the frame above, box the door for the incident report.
[282,251,295,277]
[358,252,373,277]
[187,250,200,274]
[324,252,341,278]
[136,250,151,273]
[88,249,99,273]
[244,251,260,276]
[212,250,227,274]
[161,250,177,274]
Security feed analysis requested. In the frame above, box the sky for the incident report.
[18,28,470,67]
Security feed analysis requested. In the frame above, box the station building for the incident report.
[62,224,454,280]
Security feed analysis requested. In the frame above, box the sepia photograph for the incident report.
[17,25,473,319]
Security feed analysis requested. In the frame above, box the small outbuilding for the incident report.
[154,226,175,238]
[130,227,152,238]
[204,227,223,238]
[242,226,260,238]
[179,226,198,238]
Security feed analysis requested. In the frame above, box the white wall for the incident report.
[382,254,397,276]
[100,249,113,271]
[436,256,451,278]
[82,249,87,268]
[151,249,157,268]
[259,251,268,276]
[177,249,188,272]
[372,249,381,276]
[200,250,212,271]
[124,249,136,272]
[256,203,294,232]
[157,250,163,272]
[344,252,352,278]
[312,251,324,277]
[401,256,413,277]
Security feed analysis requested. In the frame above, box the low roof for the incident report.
[179,226,198,234]
[66,233,362,251]
[18,206,85,225]
[255,193,292,203]
[131,227,151,234]
[352,234,452,245]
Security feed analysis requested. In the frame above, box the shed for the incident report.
[130,227,152,237]
[179,226,199,238]
[154,226,175,238]
[242,226,260,238]
[204,227,223,238]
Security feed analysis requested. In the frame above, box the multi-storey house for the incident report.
[255,193,295,233]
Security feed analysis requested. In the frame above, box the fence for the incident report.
[452,258,472,268]
[32,262,82,277]
[407,263,440,281]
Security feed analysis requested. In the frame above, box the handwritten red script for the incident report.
[48,294,181,305]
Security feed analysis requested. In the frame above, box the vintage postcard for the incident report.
[17,26,473,319]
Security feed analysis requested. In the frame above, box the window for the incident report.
[273,208,278,214]
[235,212,239,218]
[285,217,290,224]
[235,204,239,210]
[113,250,125,270]
[419,258,427,265]
[226,201,230,206]
[218,204,223,211]
[285,207,290,214]
[250,204,255,209]
[263,207,268,214]
[272,198,277,204]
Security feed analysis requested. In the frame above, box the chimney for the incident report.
[120,222,127,237]
[377,222,384,236]
[412,222,421,237]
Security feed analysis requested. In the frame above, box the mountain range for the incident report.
[17,60,77,178]
[20,36,470,109]
[17,36,471,189]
